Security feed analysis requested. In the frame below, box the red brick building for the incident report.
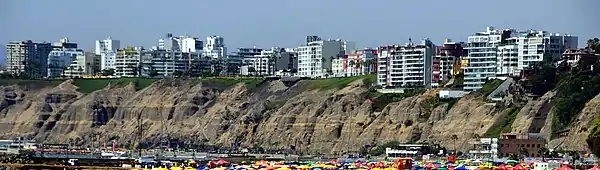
[498,133,546,158]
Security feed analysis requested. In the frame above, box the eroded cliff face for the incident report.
[0,78,597,153]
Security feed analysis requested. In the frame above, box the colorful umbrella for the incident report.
[590,165,600,170]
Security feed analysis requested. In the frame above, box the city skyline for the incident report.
[1,0,598,51]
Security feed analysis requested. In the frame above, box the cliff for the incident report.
[0,77,597,154]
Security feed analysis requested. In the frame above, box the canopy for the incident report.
[216,159,230,165]
[590,166,600,170]
[557,165,573,170]
[496,164,507,170]
[513,164,526,170]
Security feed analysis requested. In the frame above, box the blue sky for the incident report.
[0,0,598,53]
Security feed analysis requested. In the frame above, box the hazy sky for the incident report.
[0,0,598,52]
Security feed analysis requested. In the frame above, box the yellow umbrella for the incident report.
[170,167,183,170]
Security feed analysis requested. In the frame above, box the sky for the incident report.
[0,0,598,54]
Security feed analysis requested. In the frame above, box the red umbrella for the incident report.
[260,160,268,165]
[513,164,525,170]
[449,165,455,170]
[557,165,573,170]
[496,164,507,170]
[216,159,230,165]
[589,165,600,170]
[329,160,338,165]
[376,162,386,168]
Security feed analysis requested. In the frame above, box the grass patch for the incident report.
[306,74,375,91]
[478,79,504,96]
[0,79,64,88]
[368,88,425,112]
[196,77,266,91]
[73,78,160,93]
[420,97,459,120]
[483,106,522,138]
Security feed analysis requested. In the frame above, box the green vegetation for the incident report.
[368,88,425,112]
[483,106,521,138]
[420,97,459,119]
[478,79,504,96]
[306,74,375,91]
[0,79,64,88]
[195,77,266,91]
[552,72,600,132]
[73,78,160,93]
[370,140,400,156]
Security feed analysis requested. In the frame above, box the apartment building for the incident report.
[140,49,210,77]
[240,47,298,76]
[516,30,578,72]
[114,47,143,77]
[296,39,344,78]
[158,33,203,52]
[95,37,120,55]
[63,52,101,78]
[496,37,519,76]
[5,40,53,78]
[331,48,378,77]
[47,38,83,78]
[432,39,466,87]
[96,37,120,71]
[377,39,436,88]
[463,27,516,91]
[204,36,227,59]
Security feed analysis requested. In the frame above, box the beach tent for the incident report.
[589,165,600,170]
[557,165,573,170]
[455,165,468,170]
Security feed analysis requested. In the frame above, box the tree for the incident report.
[349,60,356,76]
[101,69,115,76]
[519,147,529,160]
[173,70,184,77]
[538,147,549,161]
[451,134,458,153]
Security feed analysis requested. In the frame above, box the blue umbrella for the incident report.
[455,165,468,170]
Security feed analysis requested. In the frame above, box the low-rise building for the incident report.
[331,48,378,77]
[468,138,499,159]
[385,143,441,158]
[558,48,598,69]
[498,133,546,158]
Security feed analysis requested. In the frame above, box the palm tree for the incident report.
[356,60,364,75]
[538,147,549,161]
[451,134,458,153]
[348,60,356,76]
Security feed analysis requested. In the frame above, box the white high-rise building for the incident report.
[463,27,516,91]
[96,37,120,71]
[516,30,577,72]
[158,33,203,52]
[496,37,519,76]
[204,36,226,59]
[377,39,436,88]
[47,38,83,78]
[95,37,120,55]
[296,39,344,78]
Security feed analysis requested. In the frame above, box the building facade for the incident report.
[468,138,499,159]
[96,37,120,71]
[64,52,101,78]
[498,133,546,158]
[114,47,143,77]
[516,30,578,72]
[296,39,344,78]
[204,36,226,59]
[95,37,120,55]
[462,27,516,91]
[432,39,466,87]
[47,38,83,78]
[5,40,53,78]
[377,39,436,88]
[140,49,210,77]
[496,37,519,76]
[158,33,203,52]
[332,48,378,77]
